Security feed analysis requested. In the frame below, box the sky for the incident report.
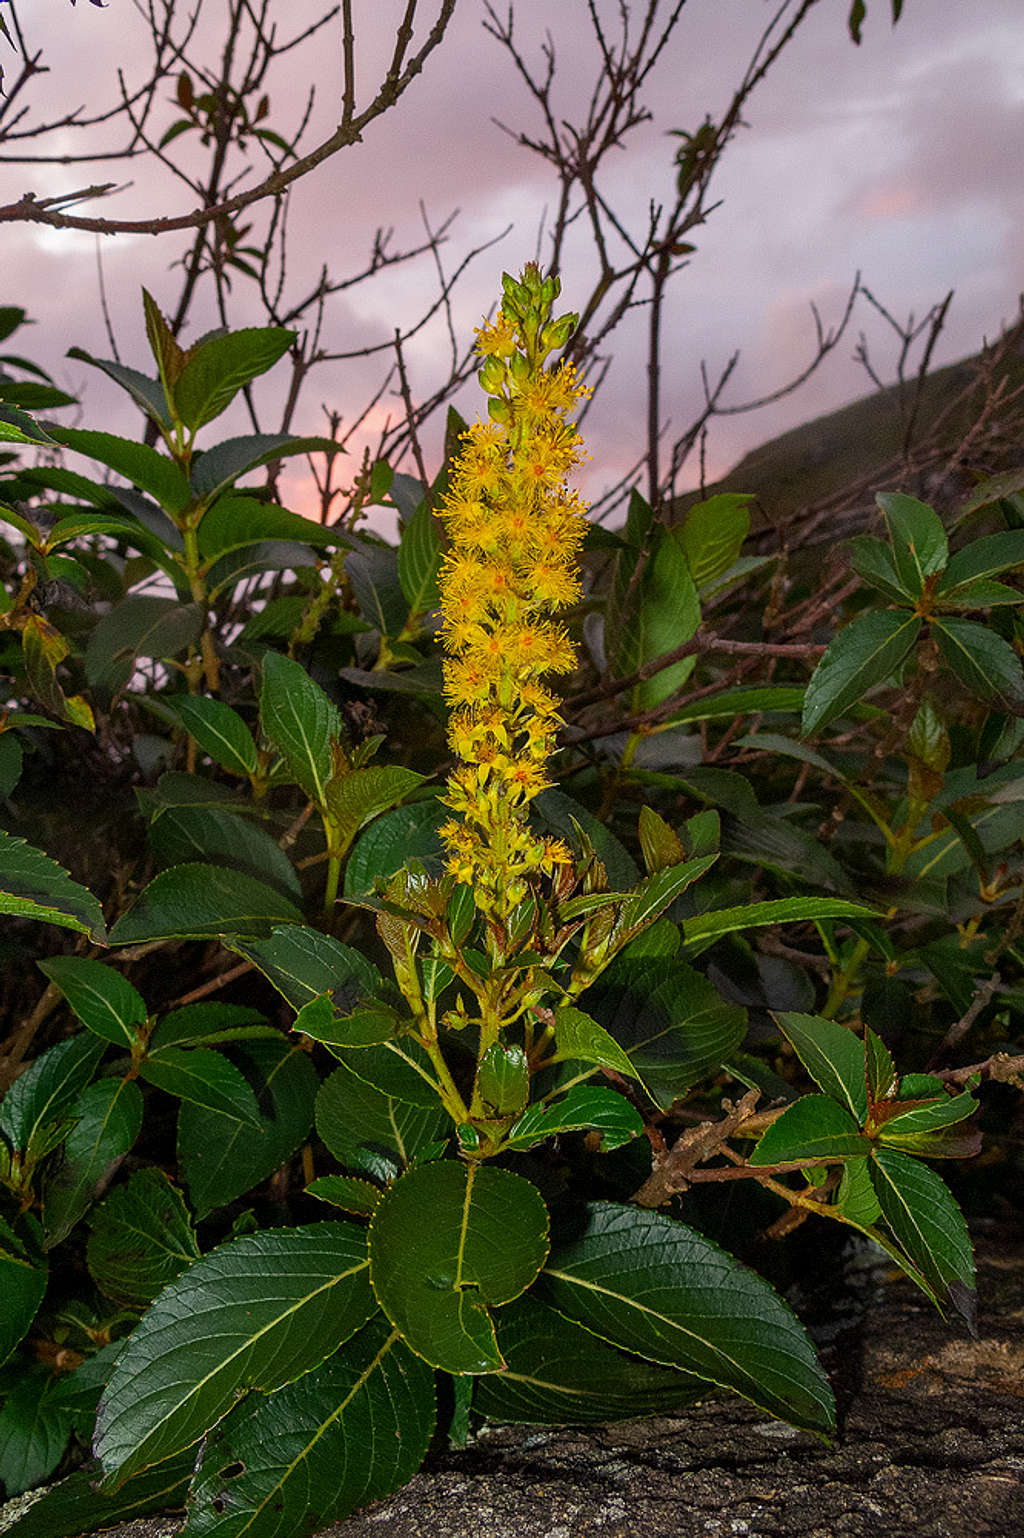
[2,0,1023,517]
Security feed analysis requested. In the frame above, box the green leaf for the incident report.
[87,1168,201,1307]
[259,650,339,805]
[932,617,1024,713]
[849,535,912,602]
[931,578,1024,609]
[47,426,191,514]
[958,467,1024,516]
[677,493,751,588]
[0,829,106,942]
[535,788,639,889]
[205,540,319,601]
[683,898,879,950]
[315,1063,448,1182]
[344,797,448,903]
[147,805,302,900]
[397,495,443,616]
[864,1027,898,1105]
[179,1040,317,1220]
[42,1078,144,1247]
[478,1043,530,1115]
[0,1033,104,1155]
[185,1314,435,1538]
[0,731,24,800]
[802,609,922,735]
[869,1148,975,1309]
[552,1006,638,1079]
[196,494,335,560]
[330,1040,443,1110]
[173,327,295,432]
[620,855,717,935]
[292,995,399,1048]
[748,1095,870,1165]
[323,766,426,852]
[170,695,258,777]
[67,347,172,429]
[85,596,205,695]
[306,1174,382,1216]
[878,491,948,595]
[0,1216,47,1368]
[582,958,745,1111]
[229,924,380,1012]
[539,1202,835,1435]
[94,1223,375,1487]
[615,528,700,711]
[109,863,303,944]
[504,1086,644,1151]
[191,435,341,501]
[139,1046,264,1127]
[0,1376,72,1496]
[0,1455,194,1538]
[0,404,58,446]
[345,541,408,637]
[665,685,805,726]
[834,1155,881,1226]
[37,956,146,1050]
[475,1294,702,1424]
[876,1090,977,1137]
[636,806,686,875]
[773,1011,868,1122]
[368,1162,549,1374]
[149,1002,275,1051]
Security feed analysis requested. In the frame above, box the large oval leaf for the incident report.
[315,1062,448,1183]
[539,1202,835,1435]
[109,863,303,943]
[801,610,921,736]
[369,1163,549,1373]
[0,830,106,943]
[258,651,339,806]
[37,956,146,1050]
[185,1315,435,1538]
[95,1223,375,1486]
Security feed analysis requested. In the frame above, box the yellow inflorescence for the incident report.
[437,266,589,917]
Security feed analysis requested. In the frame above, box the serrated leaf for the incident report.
[869,1148,975,1312]
[368,1163,549,1373]
[878,491,948,594]
[85,596,205,695]
[0,1376,72,1496]
[190,435,340,500]
[42,1077,144,1247]
[196,494,335,560]
[397,495,443,615]
[802,609,921,735]
[478,1043,530,1115]
[621,854,717,934]
[932,617,1024,713]
[0,1216,47,1368]
[539,1202,835,1435]
[86,1168,200,1308]
[474,1294,702,1424]
[94,1223,375,1487]
[552,1006,637,1079]
[343,798,448,903]
[109,863,303,944]
[171,695,258,777]
[149,1003,274,1051]
[185,1314,435,1538]
[773,1012,868,1122]
[683,898,879,950]
[292,995,399,1048]
[749,1095,870,1165]
[0,1453,194,1538]
[259,650,339,805]
[665,685,805,726]
[535,788,639,889]
[637,805,686,875]
[47,426,191,514]
[835,1156,881,1226]
[67,347,172,430]
[173,327,295,432]
[505,1086,643,1151]
[864,1027,898,1105]
[876,1089,977,1136]
[0,829,106,941]
[323,766,426,853]
[179,1040,317,1220]
[229,924,380,1013]
[37,957,146,1050]
[849,535,911,602]
[139,1046,264,1127]
[329,1040,443,1109]
[315,1062,447,1182]
[306,1174,381,1215]
[0,1033,104,1155]
[345,541,408,637]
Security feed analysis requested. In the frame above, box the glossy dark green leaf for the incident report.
[683,898,879,951]
[864,1027,898,1105]
[932,617,1024,713]
[397,495,443,616]
[474,1295,703,1424]
[196,494,334,560]
[178,1040,317,1219]
[147,806,302,900]
[109,863,303,943]
[938,529,1024,590]
[329,1039,444,1109]
[665,685,805,726]
[229,924,381,1013]
[343,798,448,903]
[551,1006,637,1079]
[191,436,341,500]
[933,578,1023,609]
[748,1095,870,1165]
[185,1314,435,1538]
[173,327,295,432]
[834,1156,881,1226]
[87,1168,200,1307]
[0,1454,194,1538]
[323,766,426,852]
[95,1223,375,1487]
[140,1046,264,1127]
[849,534,914,602]
[620,855,717,935]
[869,1148,975,1310]
[85,596,205,695]
[773,1012,868,1123]
[0,1215,47,1367]
[37,956,145,1050]
[66,346,172,429]
[42,1077,144,1247]
[539,1202,835,1435]
[205,540,318,600]
[802,609,921,735]
[478,1043,530,1115]
[306,1174,382,1216]
[170,695,258,777]
[292,995,399,1048]
[676,493,751,587]
[505,1086,643,1151]
[149,1003,276,1051]
[315,1063,448,1182]
[0,829,106,942]
[0,1376,72,1496]
[345,541,408,637]
[876,1089,977,1136]
[636,805,686,875]
[0,1033,104,1155]
[259,650,339,805]
[878,491,948,594]
[44,426,191,513]
[368,1162,549,1373]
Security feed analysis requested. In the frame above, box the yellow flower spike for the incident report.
[438,265,588,921]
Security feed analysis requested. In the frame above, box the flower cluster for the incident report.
[438,266,589,917]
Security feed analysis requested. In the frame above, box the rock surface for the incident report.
[6,1226,1024,1538]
